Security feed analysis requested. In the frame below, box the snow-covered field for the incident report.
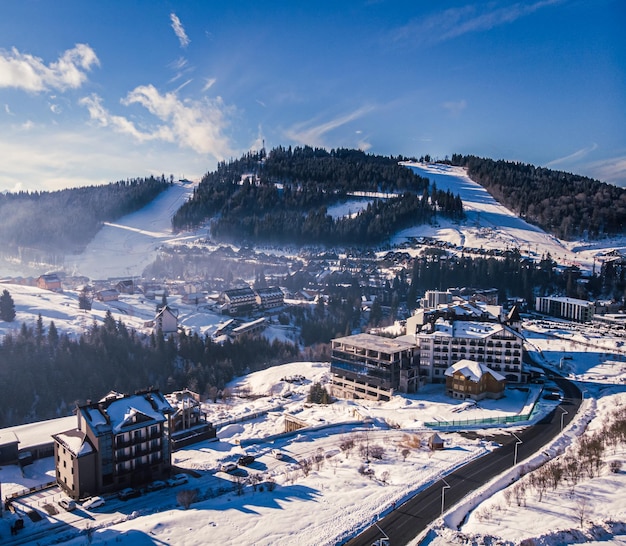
[1,164,626,544]
[1,336,625,546]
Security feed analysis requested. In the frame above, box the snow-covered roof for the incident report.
[333,332,417,353]
[80,391,173,435]
[444,359,506,382]
[1,415,76,450]
[53,429,93,457]
[424,319,522,340]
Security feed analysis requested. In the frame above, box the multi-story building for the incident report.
[255,286,284,309]
[219,287,257,315]
[330,333,419,401]
[53,390,173,500]
[535,295,594,323]
[416,319,525,384]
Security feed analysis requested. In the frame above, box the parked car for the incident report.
[221,462,237,473]
[238,454,255,466]
[118,487,141,500]
[167,473,189,487]
[58,497,76,511]
[146,480,167,492]
[82,496,105,510]
[271,449,284,460]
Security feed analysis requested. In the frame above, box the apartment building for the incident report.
[330,333,419,401]
[535,295,594,323]
[416,319,525,384]
[53,390,173,500]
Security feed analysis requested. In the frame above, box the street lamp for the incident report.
[560,407,568,432]
[512,432,522,466]
[441,478,450,516]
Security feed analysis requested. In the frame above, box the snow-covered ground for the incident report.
[1,164,626,544]
[2,331,625,546]
[399,163,626,274]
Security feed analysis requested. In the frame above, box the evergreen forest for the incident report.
[0,310,299,428]
[171,146,464,244]
[448,154,626,240]
[0,176,171,254]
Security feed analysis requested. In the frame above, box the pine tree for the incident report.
[0,289,16,322]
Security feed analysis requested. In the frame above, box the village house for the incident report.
[182,292,206,305]
[165,390,216,450]
[37,274,63,293]
[444,359,506,400]
[52,390,173,499]
[154,305,179,334]
[115,279,135,295]
[95,289,119,302]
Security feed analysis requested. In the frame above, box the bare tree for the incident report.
[234,475,245,496]
[513,481,527,507]
[298,457,313,477]
[340,436,355,458]
[401,448,410,461]
[177,488,199,509]
[546,460,564,490]
[574,495,590,528]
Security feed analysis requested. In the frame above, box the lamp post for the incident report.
[441,478,450,516]
[512,432,522,466]
[560,407,568,432]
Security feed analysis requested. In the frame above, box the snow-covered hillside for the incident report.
[400,163,626,273]
[2,164,626,545]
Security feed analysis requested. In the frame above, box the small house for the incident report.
[95,289,119,302]
[116,280,134,294]
[155,305,179,334]
[37,274,62,293]
[445,359,505,401]
[428,432,444,451]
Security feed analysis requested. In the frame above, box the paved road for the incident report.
[345,376,582,546]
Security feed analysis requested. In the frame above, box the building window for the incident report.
[63,460,66,468]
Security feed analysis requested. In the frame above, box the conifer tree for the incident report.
[0,289,16,322]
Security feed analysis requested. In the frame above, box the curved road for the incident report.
[345,375,582,546]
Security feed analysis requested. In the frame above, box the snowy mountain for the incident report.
[1,164,626,545]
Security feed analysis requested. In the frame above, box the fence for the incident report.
[6,480,57,501]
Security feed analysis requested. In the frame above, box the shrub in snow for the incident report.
[609,460,622,473]
[370,445,385,460]
[177,489,199,509]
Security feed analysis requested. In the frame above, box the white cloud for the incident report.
[394,1,561,45]
[80,85,234,160]
[442,99,467,117]
[284,106,374,148]
[202,78,217,92]
[49,103,62,114]
[170,13,190,48]
[583,155,626,187]
[0,44,99,92]
[357,138,372,152]
[4,104,13,115]
[546,143,598,167]
[249,124,266,152]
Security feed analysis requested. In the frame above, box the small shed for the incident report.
[428,432,444,451]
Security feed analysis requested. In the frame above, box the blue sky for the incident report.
[0,0,624,192]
